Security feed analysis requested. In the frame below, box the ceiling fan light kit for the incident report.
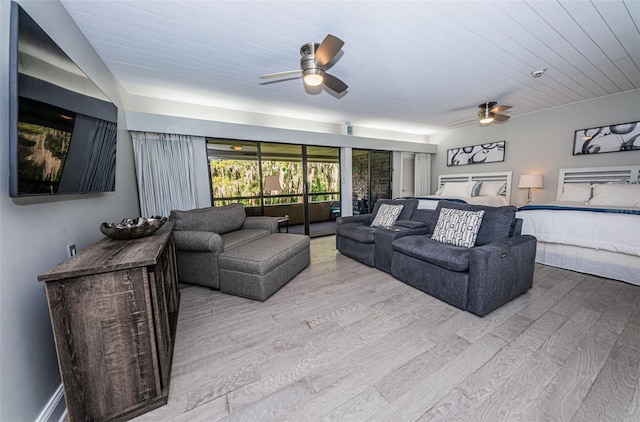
[302,69,324,87]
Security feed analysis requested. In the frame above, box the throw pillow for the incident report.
[431,208,485,248]
[370,204,404,228]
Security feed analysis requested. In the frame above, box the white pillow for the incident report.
[431,208,485,248]
[370,204,404,227]
[560,183,592,202]
[479,182,506,196]
[439,181,476,197]
[589,184,640,207]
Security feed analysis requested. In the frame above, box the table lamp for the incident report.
[518,174,543,204]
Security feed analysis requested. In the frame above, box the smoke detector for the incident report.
[531,68,547,78]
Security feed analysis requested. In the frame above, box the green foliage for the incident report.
[210,159,339,204]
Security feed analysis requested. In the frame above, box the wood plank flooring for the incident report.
[132,236,640,421]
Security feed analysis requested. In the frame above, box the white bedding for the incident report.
[417,195,510,210]
[516,201,640,257]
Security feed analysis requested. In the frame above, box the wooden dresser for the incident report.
[38,223,179,421]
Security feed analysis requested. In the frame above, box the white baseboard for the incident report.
[36,384,67,422]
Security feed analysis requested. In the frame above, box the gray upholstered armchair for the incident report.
[169,203,277,289]
[335,199,430,272]
[390,200,536,316]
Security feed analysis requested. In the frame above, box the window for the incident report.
[206,139,341,237]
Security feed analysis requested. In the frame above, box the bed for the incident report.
[516,165,640,286]
[408,171,512,209]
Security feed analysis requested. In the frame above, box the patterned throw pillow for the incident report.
[370,204,404,228]
[431,208,485,248]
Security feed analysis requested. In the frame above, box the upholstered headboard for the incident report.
[438,171,513,202]
[557,165,640,200]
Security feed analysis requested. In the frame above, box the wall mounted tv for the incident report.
[9,2,118,197]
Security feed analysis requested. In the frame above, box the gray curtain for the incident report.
[131,131,198,217]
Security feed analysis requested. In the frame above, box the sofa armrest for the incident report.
[243,216,279,233]
[336,214,372,226]
[394,220,429,230]
[173,230,223,253]
[466,235,537,316]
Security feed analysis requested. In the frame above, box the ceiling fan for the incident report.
[478,102,512,126]
[259,34,348,94]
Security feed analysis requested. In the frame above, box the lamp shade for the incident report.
[518,174,543,189]
[264,174,283,191]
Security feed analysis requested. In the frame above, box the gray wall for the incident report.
[431,90,640,206]
[0,1,139,420]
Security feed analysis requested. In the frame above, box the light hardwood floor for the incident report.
[133,236,640,421]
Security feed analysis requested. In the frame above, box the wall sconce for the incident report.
[518,174,543,204]
[263,174,283,192]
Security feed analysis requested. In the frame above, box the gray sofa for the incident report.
[169,203,278,289]
[390,200,536,316]
[335,199,430,272]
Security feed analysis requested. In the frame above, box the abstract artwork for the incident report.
[447,141,505,166]
[573,121,640,155]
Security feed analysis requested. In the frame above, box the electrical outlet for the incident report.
[67,243,77,257]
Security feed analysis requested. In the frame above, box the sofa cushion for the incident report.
[219,233,310,276]
[370,204,404,227]
[435,200,516,246]
[392,236,471,272]
[221,229,271,250]
[431,208,485,248]
[371,199,418,221]
[335,224,376,244]
[170,203,246,234]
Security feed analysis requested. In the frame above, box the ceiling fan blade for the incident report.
[493,114,510,122]
[259,70,301,79]
[315,34,344,66]
[323,73,348,93]
[490,105,512,113]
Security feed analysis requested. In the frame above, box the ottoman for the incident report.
[218,233,310,301]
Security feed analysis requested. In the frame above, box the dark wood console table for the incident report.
[38,223,179,421]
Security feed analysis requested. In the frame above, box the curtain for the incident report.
[131,131,198,217]
[414,153,431,196]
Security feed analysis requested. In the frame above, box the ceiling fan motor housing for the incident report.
[300,42,325,79]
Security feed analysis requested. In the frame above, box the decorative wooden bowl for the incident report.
[100,216,167,240]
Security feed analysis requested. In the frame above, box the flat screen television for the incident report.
[9,2,118,197]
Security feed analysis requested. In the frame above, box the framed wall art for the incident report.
[447,141,505,167]
[573,121,640,155]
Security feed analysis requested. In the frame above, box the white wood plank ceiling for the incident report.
[60,0,640,135]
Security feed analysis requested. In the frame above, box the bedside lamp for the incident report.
[518,174,543,204]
